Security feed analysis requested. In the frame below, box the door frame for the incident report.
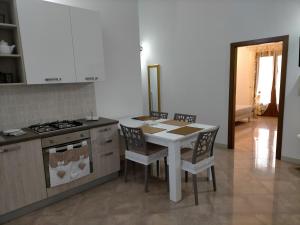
[228,35,289,160]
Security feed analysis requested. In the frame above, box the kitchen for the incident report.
[0,0,141,223]
[1,0,300,225]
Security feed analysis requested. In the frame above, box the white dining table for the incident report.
[118,117,216,203]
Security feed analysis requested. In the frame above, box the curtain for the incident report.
[254,49,282,116]
[276,55,282,106]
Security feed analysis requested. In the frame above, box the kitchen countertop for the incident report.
[0,117,118,147]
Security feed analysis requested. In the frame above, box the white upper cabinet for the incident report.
[16,0,76,84]
[70,7,105,82]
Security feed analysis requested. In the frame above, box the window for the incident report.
[256,56,274,105]
[256,54,281,105]
[276,55,282,105]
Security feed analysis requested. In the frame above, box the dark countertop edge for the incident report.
[0,117,119,147]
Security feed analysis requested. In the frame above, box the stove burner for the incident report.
[29,120,83,134]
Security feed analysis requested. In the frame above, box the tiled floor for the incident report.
[4,117,300,225]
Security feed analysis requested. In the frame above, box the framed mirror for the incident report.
[147,64,161,113]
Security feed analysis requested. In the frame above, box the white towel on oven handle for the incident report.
[48,147,71,187]
[69,141,90,181]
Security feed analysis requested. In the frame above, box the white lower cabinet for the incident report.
[0,140,47,215]
[0,125,120,215]
[91,125,120,178]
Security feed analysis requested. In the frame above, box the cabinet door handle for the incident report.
[102,152,113,157]
[45,77,62,82]
[85,76,95,81]
[0,146,21,153]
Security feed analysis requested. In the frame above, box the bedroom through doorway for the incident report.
[228,36,289,161]
[235,42,282,166]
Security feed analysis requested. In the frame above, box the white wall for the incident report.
[236,47,256,106]
[139,0,300,160]
[46,0,143,119]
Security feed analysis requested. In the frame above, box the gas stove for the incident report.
[29,120,83,134]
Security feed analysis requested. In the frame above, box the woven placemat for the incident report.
[161,120,191,127]
[167,126,203,136]
[132,116,158,121]
[141,125,165,134]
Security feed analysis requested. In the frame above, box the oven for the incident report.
[42,130,93,188]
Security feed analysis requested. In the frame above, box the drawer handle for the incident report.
[85,76,95,81]
[45,77,62,82]
[103,152,113,157]
[98,128,111,133]
[100,139,113,145]
[0,146,21,153]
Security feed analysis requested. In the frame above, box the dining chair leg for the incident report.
[185,171,188,182]
[211,166,217,192]
[149,164,153,177]
[192,174,198,205]
[145,165,149,192]
[124,159,128,182]
[132,161,136,178]
[164,157,169,192]
[156,160,160,177]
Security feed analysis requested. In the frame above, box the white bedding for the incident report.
[235,105,254,122]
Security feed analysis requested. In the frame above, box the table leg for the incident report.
[168,141,182,202]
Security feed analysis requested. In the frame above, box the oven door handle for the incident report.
[44,140,88,153]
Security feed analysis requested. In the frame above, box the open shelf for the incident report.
[0,0,25,85]
[0,82,25,86]
[0,54,21,58]
[0,23,17,29]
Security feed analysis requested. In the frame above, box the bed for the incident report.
[235,105,254,122]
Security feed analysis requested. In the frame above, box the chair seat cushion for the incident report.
[130,143,166,156]
[126,143,168,165]
[181,147,208,162]
[146,143,167,155]
[181,148,193,162]
[182,156,214,174]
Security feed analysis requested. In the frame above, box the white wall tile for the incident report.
[0,84,96,130]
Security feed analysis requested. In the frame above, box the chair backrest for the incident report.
[120,124,147,154]
[150,111,168,119]
[192,126,219,164]
[174,113,197,123]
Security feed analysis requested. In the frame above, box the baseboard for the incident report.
[0,172,119,224]
[281,156,300,165]
[215,143,228,149]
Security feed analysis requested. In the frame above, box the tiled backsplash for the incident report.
[0,84,97,131]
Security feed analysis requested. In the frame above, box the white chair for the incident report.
[120,124,169,192]
[174,112,197,180]
[150,110,169,177]
[181,126,219,205]
[174,113,197,123]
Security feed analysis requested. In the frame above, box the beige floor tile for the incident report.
[3,117,300,225]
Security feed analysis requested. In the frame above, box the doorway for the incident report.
[228,36,289,160]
